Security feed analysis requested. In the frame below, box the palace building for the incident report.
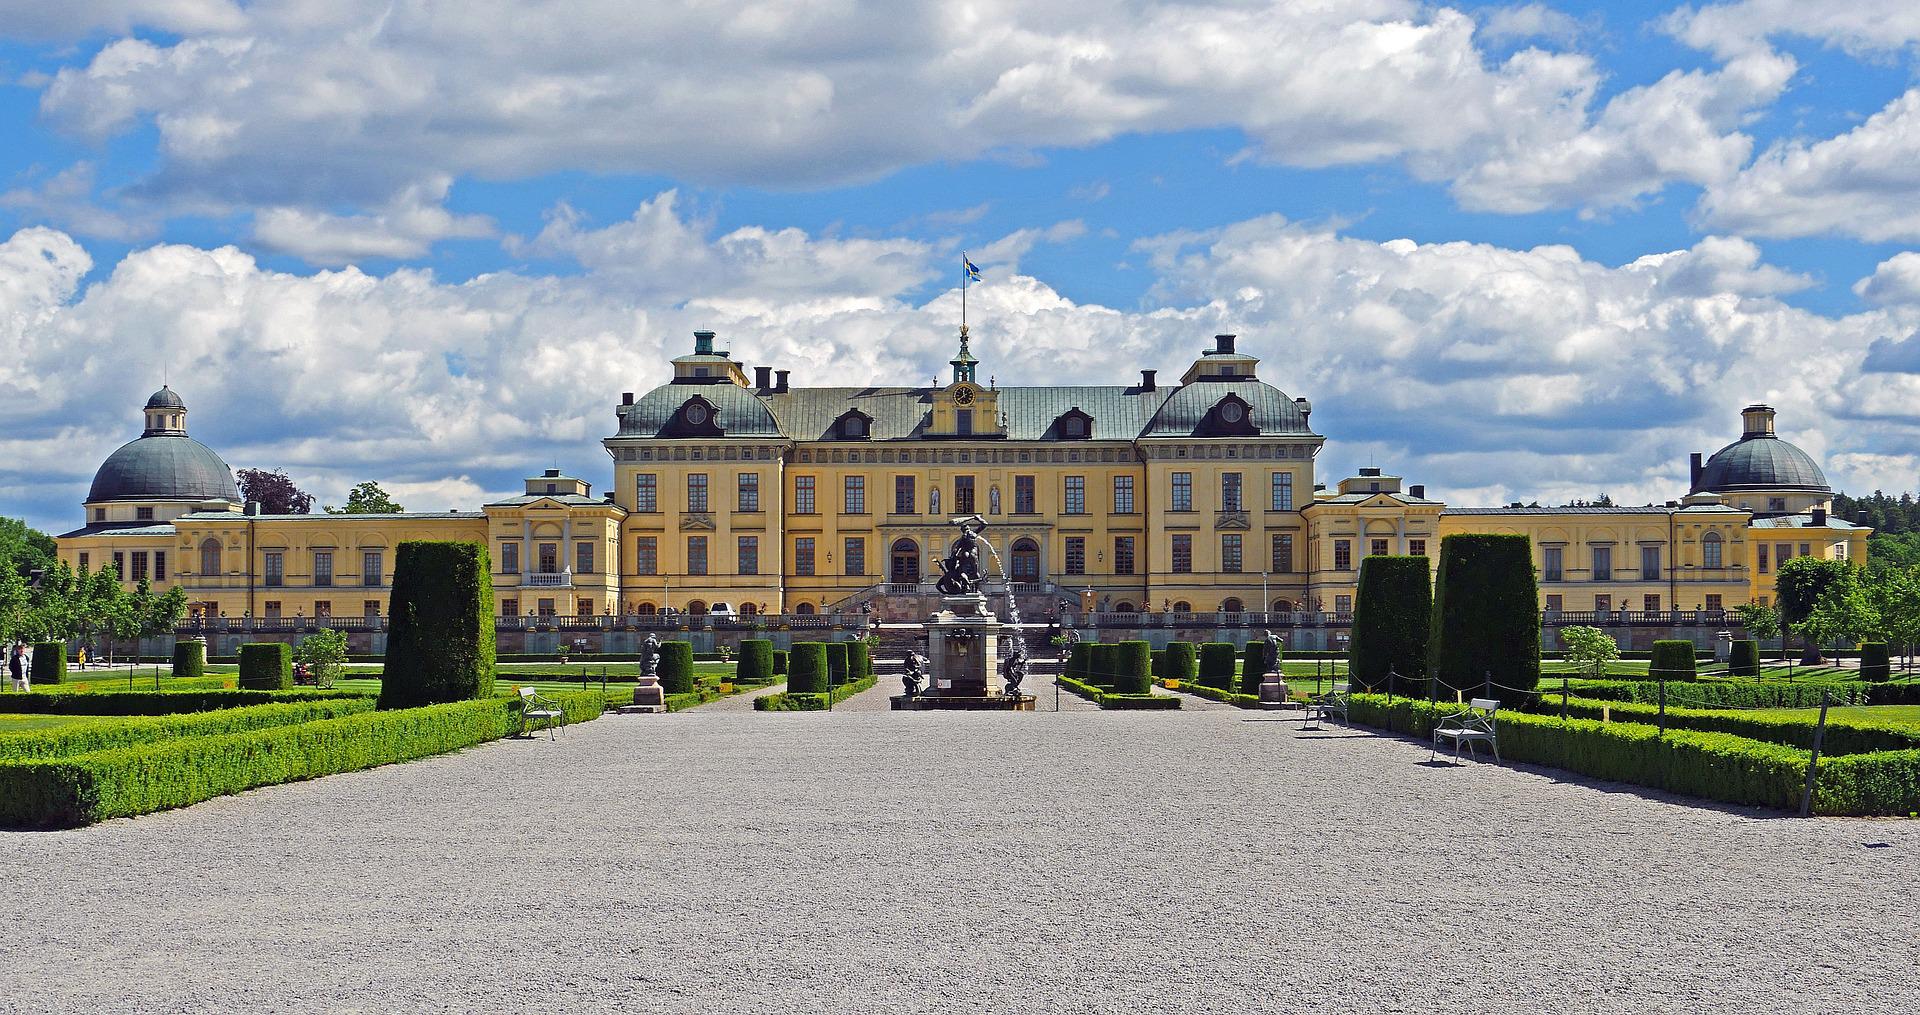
[55,331,1868,648]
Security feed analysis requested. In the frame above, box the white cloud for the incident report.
[1667,0,1920,60]
[1856,253,1920,307]
[26,0,1785,226]
[1479,3,1584,45]
[0,0,244,41]
[1700,89,1920,242]
[249,176,495,265]
[0,162,161,242]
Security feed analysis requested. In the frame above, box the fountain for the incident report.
[891,514,1037,711]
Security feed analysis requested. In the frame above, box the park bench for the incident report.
[1307,688,1348,725]
[516,686,566,740]
[1430,698,1500,765]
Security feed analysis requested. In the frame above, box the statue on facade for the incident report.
[641,633,661,677]
[1002,640,1028,697]
[901,651,924,699]
[1263,629,1282,674]
[935,514,989,596]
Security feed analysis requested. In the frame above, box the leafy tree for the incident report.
[237,468,315,514]
[1866,566,1920,671]
[0,516,56,577]
[1736,601,1783,662]
[28,560,77,643]
[87,566,132,664]
[295,628,349,689]
[1558,626,1619,681]
[0,566,31,642]
[326,481,405,515]
[1775,556,1854,664]
[1797,575,1876,663]
[120,577,156,660]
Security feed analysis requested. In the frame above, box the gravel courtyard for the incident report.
[4,705,1916,1014]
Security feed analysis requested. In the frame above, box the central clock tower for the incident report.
[930,326,1003,437]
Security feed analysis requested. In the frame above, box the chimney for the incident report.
[1410,484,1425,500]
[604,492,616,504]
[754,366,772,391]
[1214,333,1237,355]
[1689,452,1703,486]
[621,391,634,406]
[1812,507,1827,526]
[1140,369,1156,391]
[775,369,791,393]
[1359,467,1381,477]
[1294,396,1311,422]
[693,330,716,356]
[1741,404,1776,438]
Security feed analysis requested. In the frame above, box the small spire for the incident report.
[950,324,978,385]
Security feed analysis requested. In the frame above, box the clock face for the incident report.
[685,402,710,425]
[954,386,975,405]
[1220,401,1245,423]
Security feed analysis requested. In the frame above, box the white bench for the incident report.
[1430,698,1500,764]
[1307,688,1348,725]
[516,687,566,740]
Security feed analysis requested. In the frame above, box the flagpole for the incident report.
[961,252,969,336]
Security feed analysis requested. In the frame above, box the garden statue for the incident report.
[935,514,989,596]
[641,633,661,677]
[1001,640,1028,696]
[1263,629,1281,673]
[901,651,924,699]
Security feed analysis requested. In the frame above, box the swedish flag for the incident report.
[963,254,981,282]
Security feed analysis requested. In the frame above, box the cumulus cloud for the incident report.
[1478,3,1584,45]
[1856,253,1920,308]
[1667,0,1920,60]
[12,192,1916,529]
[0,162,161,242]
[25,0,1786,229]
[249,176,494,265]
[0,0,244,41]
[1700,89,1920,242]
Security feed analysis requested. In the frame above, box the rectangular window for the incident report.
[1592,546,1612,582]
[265,551,284,586]
[795,538,816,577]
[576,542,594,574]
[635,474,658,512]
[687,536,708,576]
[1114,536,1135,576]
[1334,595,1352,614]
[1222,534,1243,574]
[578,598,594,617]
[1594,594,1612,613]
[1172,534,1193,574]
[1065,537,1086,575]
[77,552,88,571]
[1272,533,1294,573]
[686,474,709,512]
[111,552,125,580]
[363,551,382,585]
[500,598,517,618]
[894,475,915,514]
[1544,594,1562,612]
[1776,544,1791,566]
[1408,539,1425,557]
[1704,537,1723,568]
[1769,498,1786,513]
[795,476,816,514]
[314,551,333,587]
[737,473,759,512]
[537,599,555,617]
[264,601,281,619]
[538,543,558,574]
[1222,473,1243,512]
[1705,594,1723,612]
[1014,475,1035,514]
[844,475,866,514]
[1641,546,1660,580]
[1799,542,1810,558]
[1113,475,1135,514]
[364,599,381,618]
[1370,538,1389,558]
[738,536,759,576]
[1644,594,1661,612]
[1171,472,1193,511]
[1064,476,1086,514]
[315,601,332,620]
[1757,544,1769,574]
[153,551,166,582]
[955,475,976,514]
[844,536,865,577]
[1271,472,1293,511]
[131,551,148,581]
[635,537,657,576]
[1333,539,1352,572]
[1543,547,1562,582]
[500,542,519,575]
[136,506,154,521]
[956,409,973,435]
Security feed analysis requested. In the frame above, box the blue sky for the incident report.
[3,0,1920,533]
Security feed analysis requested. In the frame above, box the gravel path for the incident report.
[4,711,1916,1013]
[694,680,788,712]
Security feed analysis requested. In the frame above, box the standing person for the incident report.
[8,642,26,692]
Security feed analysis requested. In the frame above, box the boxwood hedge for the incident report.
[1349,555,1431,694]
[1428,534,1539,703]
[847,641,872,681]
[657,641,695,695]
[1240,642,1266,695]
[1861,643,1890,682]
[788,642,828,694]
[171,639,207,681]
[0,698,375,762]
[380,540,496,708]
[1730,639,1760,678]
[825,642,849,686]
[0,689,371,716]
[31,643,65,685]
[238,643,291,690]
[1055,673,1180,710]
[1650,640,1697,681]
[1197,642,1237,691]
[753,674,878,711]
[1114,641,1152,694]
[1163,642,1197,682]
[738,639,776,684]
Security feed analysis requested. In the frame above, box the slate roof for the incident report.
[1442,504,1741,515]
[485,494,610,508]
[87,434,239,504]
[616,383,783,438]
[1750,514,1864,530]
[1143,380,1314,437]
[54,522,179,539]
[1692,434,1829,493]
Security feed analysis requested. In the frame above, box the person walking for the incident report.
[8,642,27,692]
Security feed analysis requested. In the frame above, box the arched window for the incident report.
[634,602,657,615]
[1221,597,1244,613]
[796,602,816,615]
[1702,530,1724,568]
[890,538,920,583]
[1173,600,1192,613]
[687,600,708,616]
[1272,598,1294,613]
[1011,537,1040,582]
[740,602,757,616]
[200,537,222,576]
[1113,601,1136,613]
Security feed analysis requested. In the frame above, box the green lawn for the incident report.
[0,714,112,733]
[1746,704,1920,728]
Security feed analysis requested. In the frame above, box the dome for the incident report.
[87,434,239,504]
[145,385,186,410]
[1692,435,1829,494]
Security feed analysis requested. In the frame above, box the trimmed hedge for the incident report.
[1558,679,1904,709]
[1349,555,1431,694]
[1815,750,1920,816]
[1114,641,1152,694]
[31,643,65,685]
[825,643,849,686]
[1198,642,1237,691]
[788,642,828,694]
[754,674,877,711]
[1067,642,1094,682]
[0,699,376,762]
[237,643,292,690]
[1163,642,1198,682]
[657,641,696,695]
[1174,681,1260,708]
[171,640,207,681]
[1055,674,1180,710]
[1546,695,1920,757]
[0,692,605,828]
[773,649,789,676]
[1650,640,1697,681]
[1730,639,1761,678]
[1428,534,1539,703]
[381,540,496,708]
[738,639,776,684]
[0,689,371,716]
[847,641,873,681]
[1151,649,1166,678]
[1240,642,1267,695]
[1861,643,1891,682]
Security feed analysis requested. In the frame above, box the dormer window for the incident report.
[833,409,874,440]
[668,395,723,437]
[1202,393,1257,436]
[1054,407,1094,440]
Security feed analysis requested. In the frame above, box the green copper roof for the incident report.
[1692,435,1829,494]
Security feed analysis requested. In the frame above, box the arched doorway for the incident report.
[890,538,920,583]
[1173,600,1191,613]
[796,602,815,615]
[1114,601,1136,613]
[1010,537,1040,582]
[687,600,708,616]
[740,602,757,616]
[1271,598,1294,613]
[200,537,222,576]
[634,602,657,615]
[1221,597,1243,613]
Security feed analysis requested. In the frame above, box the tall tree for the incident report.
[1867,566,1920,671]
[1736,601,1784,662]
[236,468,315,514]
[0,566,31,643]
[326,481,404,515]
[1775,556,1855,664]
[0,516,56,577]
[1798,579,1876,663]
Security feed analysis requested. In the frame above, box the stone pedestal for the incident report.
[1258,671,1296,710]
[890,593,1035,711]
[621,675,667,714]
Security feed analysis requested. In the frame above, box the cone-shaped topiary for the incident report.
[238,642,291,690]
[1349,555,1432,696]
[380,540,496,708]
[788,642,828,693]
[1427,534,1539,703]
[738,639,775,684]
[657,641,695,694]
